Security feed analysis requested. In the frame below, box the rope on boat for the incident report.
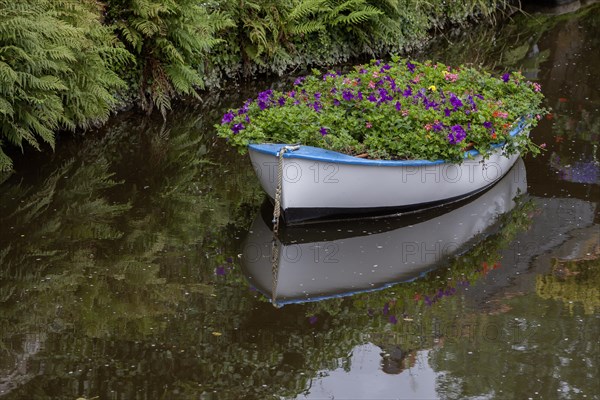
[272,144,300,234]
[270,144,299,308]
[270,238,280,307]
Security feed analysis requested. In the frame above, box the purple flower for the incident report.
[278,96,286,106]
[447,124,467,144]
[402,86,412,97]
[432,121,444,132]
[226,257,233,263]
[449,93,463,109]
[423,97,438,110]
[502,73,510,83]
[367,94,378,103]
[215,266,226,276]
[294,76,305,86]
[467,95,477,110]
[424,296,432,306]
[483,121,493,129]
[342,90,354,101]
[289,90,296,98]
[378,88,392,102]
[231,123,245,134]
[314,92,322,100]
[221,111,235,124]
[389,315,398,325]
[320,127,328,136]
[395,101,402,111]
[357,91,364,101]
[382,63,391,71]
[375,59,381,66]
[333,99,341,106]
[257,90,273,101]
[406,61,416,73]
[389,79,397,91]
[312,101,322,113]
[444,108,452,117]
[308,315,318,325]
[258,100,268,111]
[360,68,368,74]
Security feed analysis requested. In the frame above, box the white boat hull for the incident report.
[249,132,522,223]
[241,158,527,305]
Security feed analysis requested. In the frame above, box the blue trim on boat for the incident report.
[248,267,433,307]
[248,120,526,167]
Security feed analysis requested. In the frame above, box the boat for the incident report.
[241,158,527,306]
[248,121,528,224]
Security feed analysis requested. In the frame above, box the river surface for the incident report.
[1,4,599,400]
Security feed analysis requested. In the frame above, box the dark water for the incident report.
[1,4,599,399]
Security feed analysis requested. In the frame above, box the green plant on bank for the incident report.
[0,0,513,172]
[0,0,130,171]
[105,0,234,116]
[216,57,547,162]
[207,0,510,82]
[215,0,387,73]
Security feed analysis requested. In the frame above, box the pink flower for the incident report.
[540,143,547,148]
[533,82,542,92]
[372,71,379,78]
[444,73,458,82]
[368,80,376,89]
[366,122,372,128]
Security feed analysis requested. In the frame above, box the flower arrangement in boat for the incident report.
[216,56,547,163]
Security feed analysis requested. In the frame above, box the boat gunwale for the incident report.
[248,120,525,167]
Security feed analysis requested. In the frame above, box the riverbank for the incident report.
[0,0,512,172]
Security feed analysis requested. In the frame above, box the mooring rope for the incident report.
[272,144,300,234]
[270,144,299,307]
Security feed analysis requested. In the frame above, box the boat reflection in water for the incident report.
[241,158,527,307]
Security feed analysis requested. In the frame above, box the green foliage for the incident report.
[0,0,514,170]
[208,0,510,80]
[537,253,600,315]
[216,58,547,162]
[0,0,130,171]
[106,0,234,117]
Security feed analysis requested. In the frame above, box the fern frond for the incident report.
[289,21,326,35]
[287,0,328,22]
[331,7,383,26]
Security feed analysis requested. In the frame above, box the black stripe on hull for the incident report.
[280,178,503,225]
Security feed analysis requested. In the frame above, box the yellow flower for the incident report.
[428,85,437,91]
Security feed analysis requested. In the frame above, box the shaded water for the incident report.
[1,4,599,399]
